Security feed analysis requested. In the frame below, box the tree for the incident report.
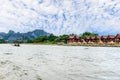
[27,40,33,43]
[69,33,76,36]
[33,36,48,43]
[48,34,58,42]
[81,32,98,38]
[0,39,6,43]
[59,35,68,43]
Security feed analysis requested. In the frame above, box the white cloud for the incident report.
[0,0,120,35]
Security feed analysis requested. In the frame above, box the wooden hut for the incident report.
[94,36,101,43]
[84,36,90,43]
[67,34,120,45]
[90,36,95,42]
[107,35,115,42]
[67,36,82,43]
[75,36,82,42]
[101,36,108,43]
[67,36,75,43]
[115,34,120,43]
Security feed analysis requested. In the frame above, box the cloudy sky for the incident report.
[0,0,120,35]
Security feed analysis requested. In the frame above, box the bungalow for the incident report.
[101,36,108,43]
[76,36,82,42]
[85,36,100,43]
[94,36,101,42]
[67,34,120,44]
[107,35,115,42]
[67,36,82,43]
[115,34,120,43]
[84,36,90,43]
[90,36,95,42]
[67,36,76,43]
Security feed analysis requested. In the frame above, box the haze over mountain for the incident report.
[0,0,120,35]
[0,29,50,42]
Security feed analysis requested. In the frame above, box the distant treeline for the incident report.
[0,32,98,44]
[0,39,7,43]
[27,32,98,44]
[81,32,98,38]
[27,34,68,44]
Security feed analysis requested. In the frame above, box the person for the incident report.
[14,41,20,47]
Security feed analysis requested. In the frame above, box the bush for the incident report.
[81,32,98,38]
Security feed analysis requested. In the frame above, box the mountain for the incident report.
[0,29,50,42]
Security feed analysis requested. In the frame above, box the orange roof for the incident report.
[115,34,120,39]
[95,36,100,39]
[101,36,107,39]
[68,36,75,39]
[107,35,115,39]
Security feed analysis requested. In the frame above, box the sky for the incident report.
[0,0,120,35]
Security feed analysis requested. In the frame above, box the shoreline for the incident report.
[2,43,120,47]
[64,43,120,47]
[15,43,120,47]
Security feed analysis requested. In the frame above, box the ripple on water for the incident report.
[0,60,42,80]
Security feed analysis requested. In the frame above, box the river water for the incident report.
[0,44,120,80]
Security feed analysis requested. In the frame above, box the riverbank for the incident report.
[2,42,120,47]
[26,42,120,47]
[64,43,120,47]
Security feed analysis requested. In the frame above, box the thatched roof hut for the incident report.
[115,34,120,43]
[115,34,120,38]
[107,35,115,42]
[101,36,108,43]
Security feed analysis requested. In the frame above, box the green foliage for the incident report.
[27,40,33,43]
[48,34,58,42]
[29,32,98,44]
[69,33,76,36]
[33,36,48,43]
[32,34,68,44]
[0,39,6,43]
[58,35,68,43]
[81,32,98,38]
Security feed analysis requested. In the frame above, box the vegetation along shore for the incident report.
[1,32,120,47]
[26,32,120,47]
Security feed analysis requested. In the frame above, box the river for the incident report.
[0,44,120,80]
